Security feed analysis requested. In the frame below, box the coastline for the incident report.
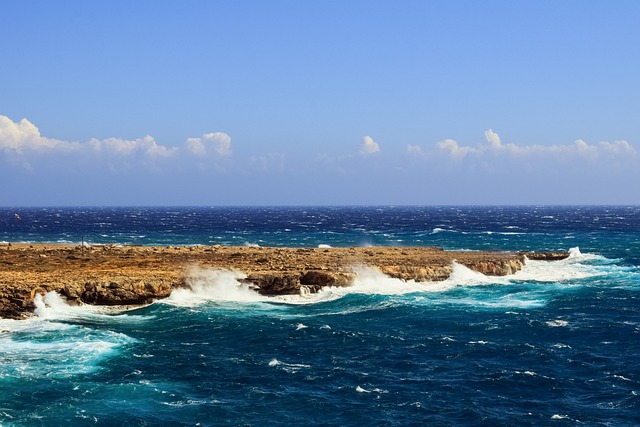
[0,243,568,319]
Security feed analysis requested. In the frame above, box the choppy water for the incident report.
[1,206,639,425]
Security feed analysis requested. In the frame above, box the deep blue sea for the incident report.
[1,206,639,426]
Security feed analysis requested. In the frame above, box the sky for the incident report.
[1,0,639,206]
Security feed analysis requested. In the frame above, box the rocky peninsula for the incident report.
[0,243,568,319]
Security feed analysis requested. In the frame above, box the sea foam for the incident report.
[164,268,266,307]
[33,291,153,323]
[1,312,134,380]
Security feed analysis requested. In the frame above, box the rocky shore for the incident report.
[0,243,568,319]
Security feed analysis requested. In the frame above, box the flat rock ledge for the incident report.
[0,243,568,319]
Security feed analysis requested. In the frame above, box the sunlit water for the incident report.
[1,206,639,425]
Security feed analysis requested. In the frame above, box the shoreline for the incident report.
[0,243,568,319]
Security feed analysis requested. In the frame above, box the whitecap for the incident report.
[552,343,571,349]
[613,375,632,382]
[355,386,387,394]
[515,370,537,376]
[546,320,569,327]
[268,358,310,373]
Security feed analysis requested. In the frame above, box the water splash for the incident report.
[164,268,266,307]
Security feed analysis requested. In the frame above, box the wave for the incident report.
[267,358,311,373]
[162,268,267,307]
[160,247,628,310]
[33,291,154,324]
[0,311,135,380]
[516,247,616,283]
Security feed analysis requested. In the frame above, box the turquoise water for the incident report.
[1,206,639,425]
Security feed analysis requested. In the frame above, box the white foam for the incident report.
[33,291,153,323]
[443,262,509,287]
[268,358,279,367]
[356,386,387,394]
[0,315,134,380]
[318,244,332,248]
[347,266,437,295]
[267,358,310,373]
[267,266,447,306]
[567,246,607,262]
[517,249,606,282]
[164,268,266,307]
[546,320,569,327]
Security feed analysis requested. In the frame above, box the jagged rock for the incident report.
[300,270,354,288]
[0,243,569,318]
[519,252,570,261]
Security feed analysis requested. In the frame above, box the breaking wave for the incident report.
[0,306,136,381]
[159,248,624,311]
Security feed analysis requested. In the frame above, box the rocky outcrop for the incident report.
[519,252,571,261]
[0,243,569,319]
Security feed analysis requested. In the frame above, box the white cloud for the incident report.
[485,129,502,148]
[0,115,79,153]
[360,135,380,155]
[90,135,176,157]
[406,144,426,157]
[0,114,180,161]
[599,139,635,154]
[437,138,478,158]
[438,129,637,159]
[186,132,232,157]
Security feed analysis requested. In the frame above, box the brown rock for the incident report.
[0,243,568,319]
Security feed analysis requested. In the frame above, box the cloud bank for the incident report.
[186,132,232,157]
[2,115,638,205]
[0,115,232,165]
[435,128,636,159]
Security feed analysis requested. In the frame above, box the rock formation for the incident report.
[0,243,569,319]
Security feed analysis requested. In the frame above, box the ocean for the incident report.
[1,206,639,426]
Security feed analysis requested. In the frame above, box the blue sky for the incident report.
[1,1,639,206]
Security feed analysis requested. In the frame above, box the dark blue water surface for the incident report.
[1,206,639,426]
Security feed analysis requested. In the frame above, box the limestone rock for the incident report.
[0,243,569,318]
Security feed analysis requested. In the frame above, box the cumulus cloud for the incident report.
[360,136,380,155]
[186,132,232,157]
[437,138,478,158]
[437,128,637,159]
[0,115,79,153]
[0,115,240,173]
[0,114,180,160]
[90,135,176,157]
[485,129,502,148]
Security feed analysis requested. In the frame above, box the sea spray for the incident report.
[164,267,266,306]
